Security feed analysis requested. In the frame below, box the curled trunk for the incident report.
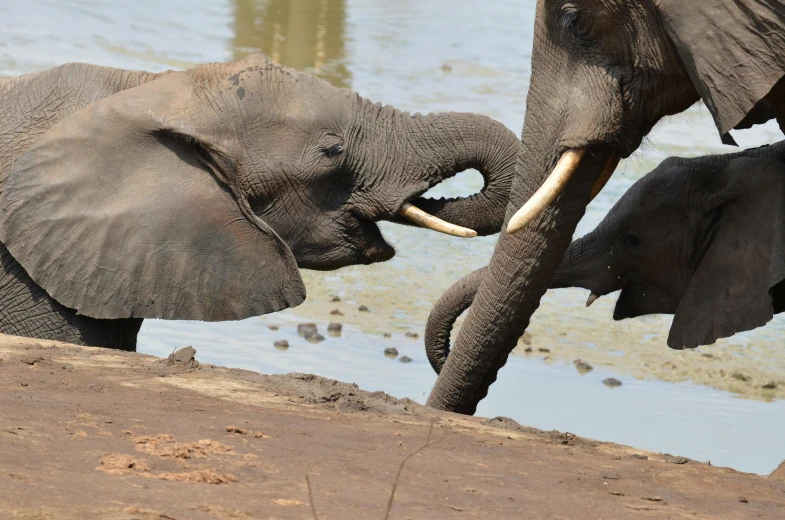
[383,108,521,236]
[425,267,486,373]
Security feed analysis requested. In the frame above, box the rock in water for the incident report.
[274,340,289,351]
[384,348,399,358]
[602,377,622,388]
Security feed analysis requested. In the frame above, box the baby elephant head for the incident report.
[551,141,785,349]
[0,55,518,323]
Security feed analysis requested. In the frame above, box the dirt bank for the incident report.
[1,334,783,519]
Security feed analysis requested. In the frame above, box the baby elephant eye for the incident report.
[325,143,344,157]
[623,231,640,248]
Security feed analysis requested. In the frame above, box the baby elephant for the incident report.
[425,141,785,373]
[552,141,785,350]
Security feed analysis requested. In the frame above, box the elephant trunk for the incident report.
[354,99,519,237]
[401,112,520,236]
[425,72,614,413]
[425,267,486,373]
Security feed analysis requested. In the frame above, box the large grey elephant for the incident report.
[425,142,785,371]
[427,0,785,413]
[0,54,519,351]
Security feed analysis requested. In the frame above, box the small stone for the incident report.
[538,348,550,353]
[305,333,325,344]
[383,333,391,338]
[384,348,399,359]
[739,497,749,504]
[330,309,343,316]
[404,332,419,340]
[226,426,250,434]
[609,491,625,496]
[663,453,688,464]
[399,356,413,363]
[642,496,662,502]
[20,356,44,366]
[358,305,370,312]
[524,347,533,353]
[167,346,196,365]
[327,323,342,336]
[732,371,751,382]
[61,363,74,372]
[297,323,318,337]
[267,325,279,331]
[274,340,289,350]
[603,377,622,388]
[701,352,713,358]
[762,381,778,390]
[573,359,594,374]
[330,295,341,302]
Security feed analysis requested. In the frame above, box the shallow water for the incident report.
[2,0,783,475]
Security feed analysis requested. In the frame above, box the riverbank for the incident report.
[2,334,784,518]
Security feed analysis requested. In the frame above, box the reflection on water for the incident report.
[1,0,784,475]
[232,0,350,88]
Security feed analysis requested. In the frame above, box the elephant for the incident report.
[552,141,785,350]
[424,141,785,372]
[0,54,520,351]
[426,0,785,414]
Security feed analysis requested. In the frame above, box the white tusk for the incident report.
[506,149,586,234]
[398,203,478,238]
[586,292,600,307]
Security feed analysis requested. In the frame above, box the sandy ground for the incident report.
[1,334,784,519]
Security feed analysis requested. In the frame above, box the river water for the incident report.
[1,0,784,475]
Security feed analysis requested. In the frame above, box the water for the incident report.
[2,0,783,475]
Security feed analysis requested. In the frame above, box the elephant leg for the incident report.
[0,244,142,351]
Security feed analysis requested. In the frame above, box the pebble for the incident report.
[327,323,342,336]
[573,359,594,374]
[274,340,289,350]
[384,348,399,358]
[267,325,279,331]
[762,381,778,389]
[404,332,419,340]
[297,323,318,337]
[330,295,341,302]
[537,348,550,353]
[383,333,391,338]
[297,323,325,344]
[524,347,533,353]
[330,309,343,316]
[358,305,370,312]
[663,453,688,464]
[602,377,622,388]
[399,356,413,363]
[732,371,751,382]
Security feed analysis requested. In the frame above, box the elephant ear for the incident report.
[0,72,305,322]
[668,157,785,349]
[656,0,785,144]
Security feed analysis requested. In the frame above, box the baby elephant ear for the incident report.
[0,72,305,321]
[668,158,785,349]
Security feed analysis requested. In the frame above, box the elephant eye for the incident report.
[560,3,589,38]
[324,143,344,158]
[623,231,640,249]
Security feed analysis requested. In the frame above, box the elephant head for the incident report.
[0,55,518,323]
[552,141,785,349]
[427,0,785,414]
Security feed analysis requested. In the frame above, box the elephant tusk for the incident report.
[590,153,621,201]
[398,203,478,238]
[586,292,600,307]
[507,148,586,234]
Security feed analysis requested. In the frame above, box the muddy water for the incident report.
[2,0,783,474]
